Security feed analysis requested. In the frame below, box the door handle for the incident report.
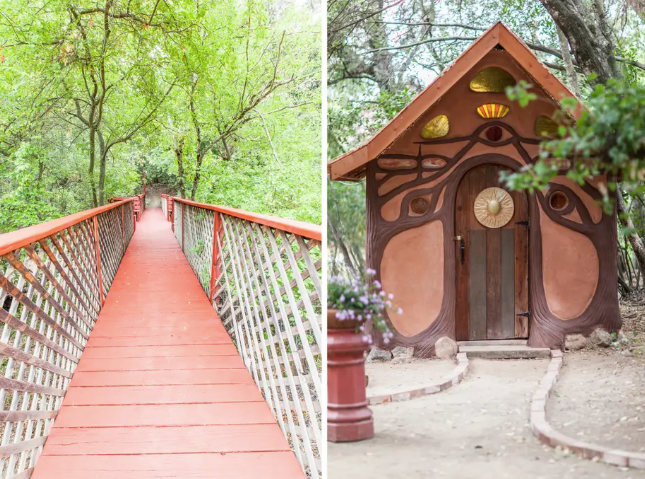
[460,238,465,265]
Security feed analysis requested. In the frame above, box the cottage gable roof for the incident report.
[328,22,579,181]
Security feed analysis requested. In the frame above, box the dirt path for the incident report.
[549,350,645,452]
[329,358,645,479]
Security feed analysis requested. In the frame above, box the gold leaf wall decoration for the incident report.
[470,67,516,93]
[535,115,559,138]
[421,115,449,139]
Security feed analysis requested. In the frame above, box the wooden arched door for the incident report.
[455,164,529,341]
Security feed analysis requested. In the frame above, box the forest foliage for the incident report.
[0,0,322,233]
[327,0,645,289]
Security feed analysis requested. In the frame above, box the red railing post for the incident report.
[170,198,174,231]
[132,202,137,232]
[92,216,105,306]
[208,212,220,304]
[181,201,185,252]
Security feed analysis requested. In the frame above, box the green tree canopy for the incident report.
[0,0,321,232]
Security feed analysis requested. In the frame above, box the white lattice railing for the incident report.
[168,197,322,478]
[0,199,139,478]
[161,194,168,219]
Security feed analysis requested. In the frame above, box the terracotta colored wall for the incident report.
[539,207,599,319]
[380,220,444,336]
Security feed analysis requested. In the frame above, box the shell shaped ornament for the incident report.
[477,103,509,119]
[474,187,515,228]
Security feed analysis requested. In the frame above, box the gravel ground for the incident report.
[329,359,644,479]
[549,350,645,452]
[366,359,456,397]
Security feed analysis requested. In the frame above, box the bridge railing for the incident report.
[161,194,168,219]
[0,199,138,479]
[169,197,322,478]
[109,193,145,222]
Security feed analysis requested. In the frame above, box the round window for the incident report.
[485,126,503,142]
[549,191,568,211]
[410,197,430,215]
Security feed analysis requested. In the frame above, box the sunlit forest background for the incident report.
[328,0,645,297]
[0,0,321,233]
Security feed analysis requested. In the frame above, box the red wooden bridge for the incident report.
[0,194,322,479]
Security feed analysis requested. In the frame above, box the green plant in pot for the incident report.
[327,269,397,345]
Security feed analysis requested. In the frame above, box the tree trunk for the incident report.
[189,81,202,201]
[328,216,358,278]
[36,161,45,184]
[174,137,186,198]
[616,189,645,277]
[369,0,395,90]
[555,25,581,97]
[98,130,107,206]
[190,153,203,201]
[88,125,98,207]
[540,0,621,83]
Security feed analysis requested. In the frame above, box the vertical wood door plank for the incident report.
[464,165,487,341]
[486,225,502,338]
[469,229,487,340]
[501,229,516,338]
[485,166,502,339]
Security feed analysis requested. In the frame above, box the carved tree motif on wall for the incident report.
[367,121,619,353]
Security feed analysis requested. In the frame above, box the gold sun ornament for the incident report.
[474,187,515,228]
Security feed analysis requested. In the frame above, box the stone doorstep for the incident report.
[530,350,645,470]
[458,344,552,359]
[366,355,469,406]
[456,339,528,346]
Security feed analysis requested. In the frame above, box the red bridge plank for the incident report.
[42,425,291,455]
[33,452,304,479]
[63,384,264,406]
[81,344,239,359]
[71,369,253,386]
[32,208,303,479]
[55,403,276,428]
[75,355,246,372]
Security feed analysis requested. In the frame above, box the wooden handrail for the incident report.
[0,199,133,257]
[170,196,322,241]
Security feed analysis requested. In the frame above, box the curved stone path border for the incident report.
[530,349,645,469]
[367,352,469,405]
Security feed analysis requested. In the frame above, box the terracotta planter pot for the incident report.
[327,308,374,442]
[326,308,364,330]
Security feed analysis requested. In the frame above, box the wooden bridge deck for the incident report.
[31,209,304,479]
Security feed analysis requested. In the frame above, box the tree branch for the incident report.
[362,34,645,72]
